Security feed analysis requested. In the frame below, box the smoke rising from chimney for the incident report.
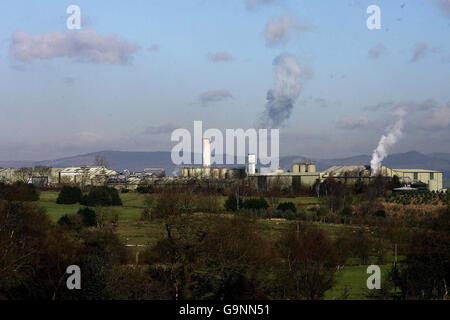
[370,108,406,174]
[261,53,305,128]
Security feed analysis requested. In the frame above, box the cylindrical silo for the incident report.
[307,163,316,173]
[212,168,220,179]
[203,167,211,179]
[292,164,300,173]
[220,168,228,179]
[300,163,307,173]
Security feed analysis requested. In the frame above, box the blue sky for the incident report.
[0,0,449,161]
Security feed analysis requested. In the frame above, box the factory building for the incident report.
[0,141,445,193]
[179,137,246,180]
[321,165,444,192]
[247,162,320,192]
[58,166,118,184]
[381,167,444,192]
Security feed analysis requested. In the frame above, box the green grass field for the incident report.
[38,191,392,300]
[325,265,391,300]
[39,191,146,222]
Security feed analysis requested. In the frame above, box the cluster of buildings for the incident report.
[0,139,445,192]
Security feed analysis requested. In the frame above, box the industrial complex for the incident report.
[0,139,445,192]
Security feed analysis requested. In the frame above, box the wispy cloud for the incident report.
[144,123,179,135]
[366,99,450,131]
[432,0,450,17]
[199,90,234,105]
[62,77,75,86]
[364,101,395,112]
[263,15,309,47]
[369,43,386,59]
[10,29,140,64]
[244,0,278,10]
[421,103,450,129]
[207,51,235,62]
[147,44,159,52]
[336,116,370,130]
[410,42,428,63]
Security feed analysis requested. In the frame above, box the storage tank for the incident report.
[202,167,211,179]
[300,163,307,173]
[212,168,220,179]
[292,164,300,173]
[194,168,202,177]
[220,168,228,179]
[307,163,316,173]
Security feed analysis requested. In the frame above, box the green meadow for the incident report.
[38,190,393,300]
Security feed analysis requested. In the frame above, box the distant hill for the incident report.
[1,150,449,187]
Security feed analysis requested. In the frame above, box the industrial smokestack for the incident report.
[248,153,256,175]
[202,138,211,167]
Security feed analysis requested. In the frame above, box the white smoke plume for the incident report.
[261,53,305,128]
[370,108,406,174]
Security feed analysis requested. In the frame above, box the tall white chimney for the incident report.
[202,138,211,167]
[248,153,256,175]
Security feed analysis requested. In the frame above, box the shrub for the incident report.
[81,186,122,206]
[373,210,386,219]
[120,188,130,193]
[58,213,83,230]
[340,207,352,217]
[224,194,243,212]
[242,197,269,211]
[0,182,39,201]
[56,186,82,204]
[136,185,154,194]
[277,202,297,213]
[77,207,97,227]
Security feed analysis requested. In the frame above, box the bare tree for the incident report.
[94,156,109,168]
[34,166,52,177]
[80,166,90,191]
[13,168,33,183]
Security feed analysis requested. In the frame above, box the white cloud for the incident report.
[207,51,235,62]
[263,15,308,47]
[10,29,140,64]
